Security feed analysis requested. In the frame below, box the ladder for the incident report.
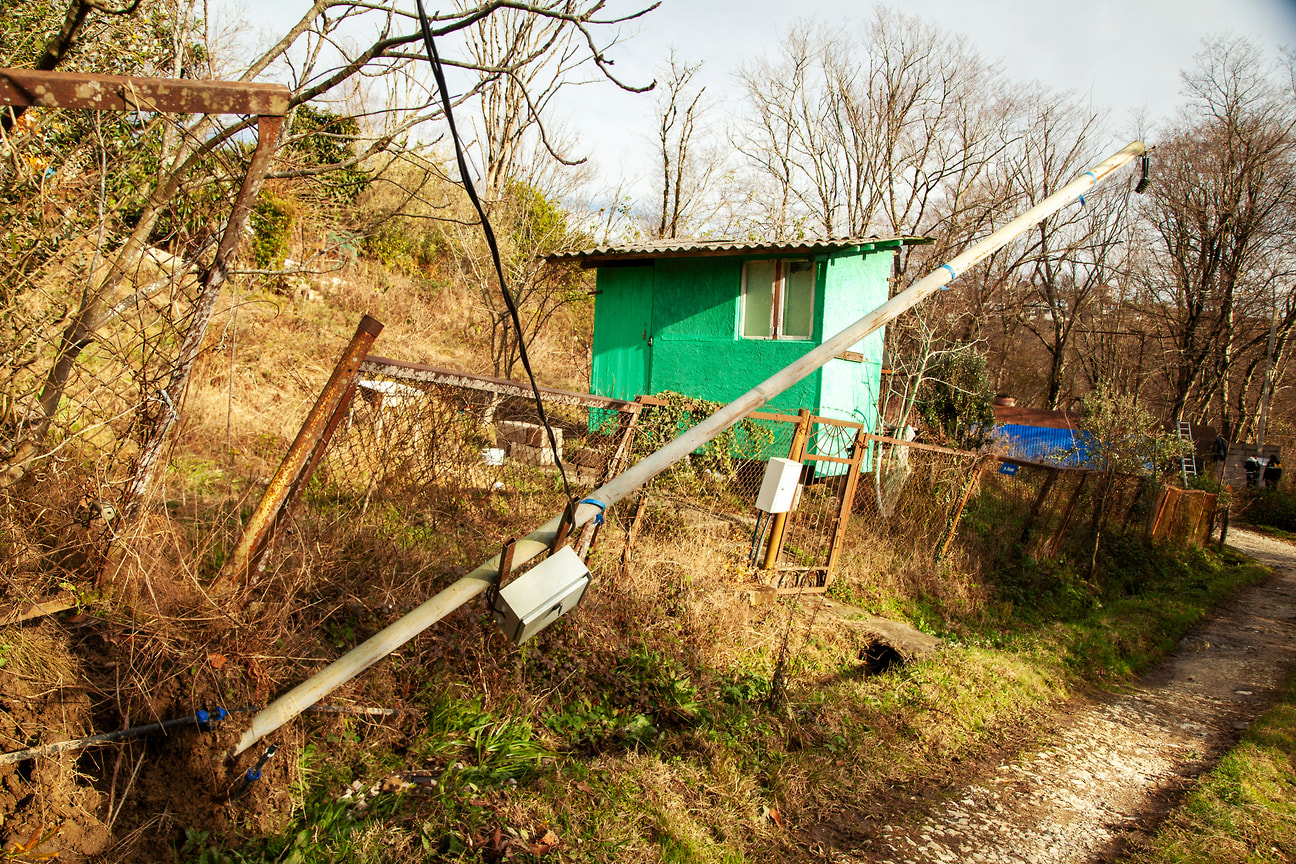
[1178,421,1197,484]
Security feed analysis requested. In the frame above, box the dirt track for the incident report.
[848,528,1296,864]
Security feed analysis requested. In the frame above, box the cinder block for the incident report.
[496,420,562,449]
[510,441,562,466]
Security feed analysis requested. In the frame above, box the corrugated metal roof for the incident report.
[547,235,928,265]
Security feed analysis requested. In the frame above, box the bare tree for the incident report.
[1137,37,1296,430]
[0,0,658,493]
[1001,88,1129,409]
[734,10,1013,271]
[651,51,718,238]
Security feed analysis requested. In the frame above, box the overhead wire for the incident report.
[413,0,575,509]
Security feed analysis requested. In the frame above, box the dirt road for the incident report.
[852,528,1296,864]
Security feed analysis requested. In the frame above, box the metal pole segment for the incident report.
[214,315,383,590]
[229,141,1145,757]
[762,408,812,570]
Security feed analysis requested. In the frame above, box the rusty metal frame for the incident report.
[1,67,290,519]
[0,68,290,115]
[359,355,637,412]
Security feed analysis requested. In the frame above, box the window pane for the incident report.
[742,261,775,338]
[782,260,814,339]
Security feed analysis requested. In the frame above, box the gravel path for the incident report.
[851,528,1296,864]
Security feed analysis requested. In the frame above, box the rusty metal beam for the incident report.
[359,355,636,411]
[0,68,289,116]
[212,315,384,592]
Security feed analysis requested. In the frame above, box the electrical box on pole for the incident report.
[493,546,590,645]
[756,457,803,513]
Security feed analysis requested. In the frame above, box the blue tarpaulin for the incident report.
[995,424,1089,468]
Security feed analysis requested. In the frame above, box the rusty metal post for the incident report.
[762,409,813,571]
[213,315,383,590]
[259,380,361,575]
[1047,472,1089,559]
[824,431,867,583]
[937,456,990,562]
[123,113,285,511]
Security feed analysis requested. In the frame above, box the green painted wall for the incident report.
[813,251,891,472]
[644,255,824,414]
[590,263,653,402]
[589,248,892,464]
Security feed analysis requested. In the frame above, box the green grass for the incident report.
[179,536,1271,863]
[1124,667,1296,864]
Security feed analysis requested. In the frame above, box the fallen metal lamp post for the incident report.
[229,141,1148,758]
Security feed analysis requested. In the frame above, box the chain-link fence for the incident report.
[1,249,210,587]
[291,364,1206,609]
[304,359,636,574]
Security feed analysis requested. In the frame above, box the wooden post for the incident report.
[762,408,813,571]
[1018,467,1059,551]
[824,431,867,583]
[937,456,990,561]
[1047,472,1089,559]
[1147,485,1172,542]
[617,490,650,585]
[256,380,360,576]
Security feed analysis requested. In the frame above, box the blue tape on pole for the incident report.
[248,768,262,781]
[578,498,606,526]
[940,263,957,286]
[1083,171,1096,183]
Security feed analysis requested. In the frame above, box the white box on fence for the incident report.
[494,545,590,645]
[756,457,803,513]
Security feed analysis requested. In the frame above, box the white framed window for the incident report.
[741,259,814,340]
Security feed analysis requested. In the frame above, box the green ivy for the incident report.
[632,391,776,476]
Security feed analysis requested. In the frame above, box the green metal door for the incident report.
[591,263,653,401]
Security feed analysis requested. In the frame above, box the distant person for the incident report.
[1245,454,1262,487]
[1213,435,1229,480]
[1264,454,1283,488]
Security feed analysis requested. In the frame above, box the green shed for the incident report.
[553,237,922,457]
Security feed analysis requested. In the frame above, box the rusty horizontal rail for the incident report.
[359,355,637,411]
[0,68,289,116]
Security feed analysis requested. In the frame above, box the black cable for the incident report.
[413,0,574,509]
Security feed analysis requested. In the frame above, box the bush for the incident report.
[249,190,297,270]
[1245,486,1296,533]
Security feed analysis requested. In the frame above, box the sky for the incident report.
[232,0,1296,199]
[555,0,1296,194]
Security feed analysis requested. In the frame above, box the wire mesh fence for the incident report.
[304,360,635,573]
[0,250,213,586]
[290,362,1212,610]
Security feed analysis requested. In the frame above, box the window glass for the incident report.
[782,260,814,339]
[742,260,775,339]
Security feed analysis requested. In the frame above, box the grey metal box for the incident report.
[494,546,590,645]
